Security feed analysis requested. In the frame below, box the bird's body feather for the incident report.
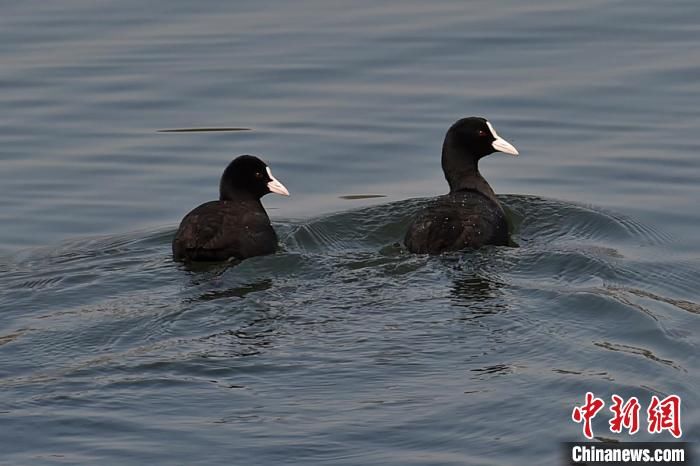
[172,200,277,262]
[405,190,508,254]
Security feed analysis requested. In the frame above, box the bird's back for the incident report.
[172,200,277,262]
[404,190,509,254]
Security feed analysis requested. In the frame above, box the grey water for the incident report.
[1,1,699,465]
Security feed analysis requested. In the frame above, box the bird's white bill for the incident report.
[266,167,290,196]
[486,121,519,156]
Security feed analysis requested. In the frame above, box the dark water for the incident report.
[1,1,699,464]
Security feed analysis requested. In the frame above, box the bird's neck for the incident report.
[441,146,487,193]
[219,186,262,205]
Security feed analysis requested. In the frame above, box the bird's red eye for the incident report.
[255,172,264,179]
[478,130,487,137]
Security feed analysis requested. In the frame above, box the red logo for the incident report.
[571,392,605,439]
[609,395,641,435]
[647,395,682,438]
[572,393,682,439]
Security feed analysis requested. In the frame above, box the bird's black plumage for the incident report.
[172,155,289,262]
[404,117,519,254]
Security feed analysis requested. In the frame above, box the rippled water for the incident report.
[1,1,699,465]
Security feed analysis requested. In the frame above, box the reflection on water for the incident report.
[193,278,274,302]
[470,363,514,377]
[157,127,252,133]
[450,274,503,306]
[593,341,684,372]
[606,286,700,316]
[338,194,388,200]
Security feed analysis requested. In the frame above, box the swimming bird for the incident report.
[172,155,289,262]
[404,117,519,254]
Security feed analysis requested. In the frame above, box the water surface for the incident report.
[1,1,699,464]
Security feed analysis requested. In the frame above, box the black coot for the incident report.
[404,117,519,254]
[172,155,289,262]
